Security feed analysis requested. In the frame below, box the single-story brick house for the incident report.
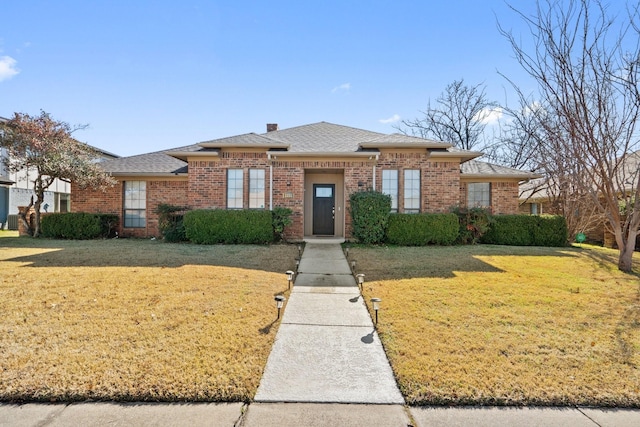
[71,122,538,240]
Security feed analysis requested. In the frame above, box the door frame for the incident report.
[304,170,345,238]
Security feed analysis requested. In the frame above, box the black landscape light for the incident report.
[356,273,365,288]
[370,297,381,325]
[285,270,295,289]
[275,295,286,319]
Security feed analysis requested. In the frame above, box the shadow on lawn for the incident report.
[0,237,299,274]
[349,244,581,281]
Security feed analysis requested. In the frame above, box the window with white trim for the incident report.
[381,170,399,212]
[227,169,244,209]
[249,169,265,209]
[403,169,420,213]
[123,181,146,228]
[468,182,491,208]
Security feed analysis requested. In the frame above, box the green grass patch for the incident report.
[352,244,640,407]
[0,238,297,402]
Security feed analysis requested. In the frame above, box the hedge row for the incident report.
[385,213,458,245]
[41,213,118,239]
[481,214,568,247]
[183,209,273,244]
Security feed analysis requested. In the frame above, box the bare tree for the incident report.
[500,0,640,272]
[400,79,498,151]
[0,111,115,237]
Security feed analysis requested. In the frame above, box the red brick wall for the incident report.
[71,179,188,238]
[459,181,520,214]
[71,152,524,240]
[374,152,460,213]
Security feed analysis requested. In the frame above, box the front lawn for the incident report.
[353,244,640,407]
[0,237,297,402]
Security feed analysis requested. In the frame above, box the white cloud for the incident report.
[473,107,503,125]
[0,56,19,82]
[331,82,351,93]
[379,114,401,124]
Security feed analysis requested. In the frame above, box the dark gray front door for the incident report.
[313,184,335,235]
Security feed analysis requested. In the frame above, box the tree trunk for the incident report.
[618,238,636,272]
[18,196,34,237]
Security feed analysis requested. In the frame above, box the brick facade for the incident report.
[72,152,523,240]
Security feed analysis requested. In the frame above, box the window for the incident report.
[124,181,146,228]
[404,169,421,213]
[530,203,540,215]
[381,170,398,212]
[249,169,265,209]
[227,169,244,209]
[468,182,491,208]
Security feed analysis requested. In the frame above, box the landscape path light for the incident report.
[370,297,381,325]
[274,295,286,319]
[356,273,365,289]
[285,270,295,289]
[351,260,356,271]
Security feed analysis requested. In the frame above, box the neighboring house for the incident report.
[519,150,640,247]
[71,122,538,240]
[0,115,120,229]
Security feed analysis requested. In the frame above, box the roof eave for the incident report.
[107,172,188,177]
[431,151,483,161]
[462,173,542,181]
[199,142,290,149]
[166,151,220,161]
[268,151,380,158]
[360,142,452,149]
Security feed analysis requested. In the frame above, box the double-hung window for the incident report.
[403,169,420,213]
[123,181,146,228]
[381,170,399,212]
[468,182,491,208]
[249,169,265,209]
[227,169,244,209]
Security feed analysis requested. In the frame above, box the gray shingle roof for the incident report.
[462,160,540,179]
[260,122,384,152]
[100,145,195,174]
[99,122,536,180]
[198,132,288,148]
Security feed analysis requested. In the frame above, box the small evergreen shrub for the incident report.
[349,191,392,244]
[184,209,273,244]
[271,207,293,242]
[155,204,189,242]
[481,214,568,247]
[41,213,118,239]
[385,213,458,245]
[452,207,492,244]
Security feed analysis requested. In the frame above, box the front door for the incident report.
[313,184,335,235]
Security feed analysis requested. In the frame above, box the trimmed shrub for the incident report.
[451,206,492,244]
[481,214,568,247]
[349,191,392,244]
[271,207,293,242]
[385,213,458,246]
[155,204,189,242]
[41,213,118,239]
[183,209,273,244]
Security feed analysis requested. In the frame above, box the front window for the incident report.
[124,181,146,228]
[227,169,244,209]
[249,169,265,209]
[382,170,398,212]
[404,169,420,213]
[468,182,491,208]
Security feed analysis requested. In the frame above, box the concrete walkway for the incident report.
[253,242,404,405]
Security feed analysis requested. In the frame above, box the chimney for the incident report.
[267,123,278,132]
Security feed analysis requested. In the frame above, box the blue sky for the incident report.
[0,0,601,157]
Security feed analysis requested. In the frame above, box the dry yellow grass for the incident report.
[0,237,297,402]
[352,244,640,407]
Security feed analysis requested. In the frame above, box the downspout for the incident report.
[372,154,379,190]
[268,153,273,210]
